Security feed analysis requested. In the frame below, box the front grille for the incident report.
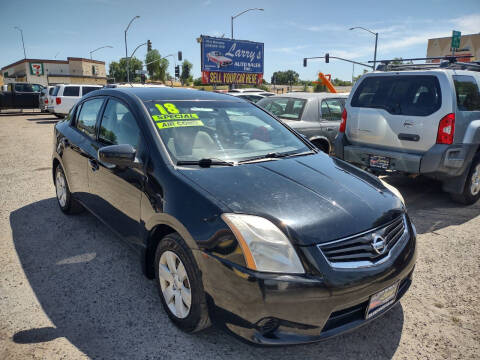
[318,215,407,268]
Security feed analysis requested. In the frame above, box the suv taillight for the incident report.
[436,113,455,144]
[44,99,48,104]
[56,97,61,105]
[339,109,347,133]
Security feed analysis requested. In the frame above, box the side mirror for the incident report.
[98,144,137,168]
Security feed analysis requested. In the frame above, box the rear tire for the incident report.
[451,156,480,205]
[154,233,210,333]
[54,164,84,214]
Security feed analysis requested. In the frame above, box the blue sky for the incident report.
[1,0,479,82]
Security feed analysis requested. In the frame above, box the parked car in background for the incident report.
[228,91,274,103]
[335,65,480,204]
[228,88,275,96]
[48,84,102,118]
[52,87,415,345]
[257,92,348,154]
[0,82,44,111]
[39,86,55,112]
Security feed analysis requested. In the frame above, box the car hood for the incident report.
[179,153,404,246]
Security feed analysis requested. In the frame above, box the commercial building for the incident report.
[427,33,480,62]
[1,57,107,86]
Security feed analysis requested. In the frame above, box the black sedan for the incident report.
[52,87,416,345]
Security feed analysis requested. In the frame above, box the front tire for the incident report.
[451,156,480,205]
[154,233,210,333]
[54,165,83,214]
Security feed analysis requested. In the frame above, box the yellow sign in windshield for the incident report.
[153,113,199,121]
[156,120,204,129]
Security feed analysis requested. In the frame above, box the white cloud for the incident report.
[271,45,310,54]
[451,14,480,34]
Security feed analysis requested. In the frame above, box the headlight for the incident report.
[380,179,405,205]
[221,213,305,274]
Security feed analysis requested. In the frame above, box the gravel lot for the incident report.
[0,112,479,359]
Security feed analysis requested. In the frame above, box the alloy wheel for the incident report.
[158,250,192,319]
[470,164,480,196]
[56,169,67,207]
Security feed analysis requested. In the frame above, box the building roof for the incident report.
[1,57,105,71]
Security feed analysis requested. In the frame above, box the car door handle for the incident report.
[398,133,420,142]
[89,159,99,171]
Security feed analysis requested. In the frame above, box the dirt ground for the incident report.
[0,112,479,359]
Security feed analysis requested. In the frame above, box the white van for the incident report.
[48,84,102,117]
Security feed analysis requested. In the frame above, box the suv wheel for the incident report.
[54,165,83,214]
[154,233,210,332]
[451,156,480,205]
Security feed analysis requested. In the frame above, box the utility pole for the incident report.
[124,16,140,83]
[14,26,27,59]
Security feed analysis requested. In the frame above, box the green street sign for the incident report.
[451,30,461,50]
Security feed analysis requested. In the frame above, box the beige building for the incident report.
[1,57,107,86]
[427,33,480,62]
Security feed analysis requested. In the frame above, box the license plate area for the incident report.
[369,155,390,169]
[366,282,399,319]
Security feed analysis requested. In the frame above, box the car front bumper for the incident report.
[195,220,417,345]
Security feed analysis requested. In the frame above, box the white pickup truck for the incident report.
[48,84,102,118]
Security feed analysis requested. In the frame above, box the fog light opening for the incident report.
[256,317,280,336]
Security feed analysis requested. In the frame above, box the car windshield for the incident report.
[256,97,307,120]
[144,100,310,164]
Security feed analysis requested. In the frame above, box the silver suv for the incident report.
[335,64,480,204]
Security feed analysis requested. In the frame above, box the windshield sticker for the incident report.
[153,113,199,121]
[156,120,204,129]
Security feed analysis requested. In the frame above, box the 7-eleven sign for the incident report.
[29,62,44,76]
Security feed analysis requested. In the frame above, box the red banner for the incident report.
[202,71,263,85]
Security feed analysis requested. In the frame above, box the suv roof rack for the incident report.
[371,56,480,72]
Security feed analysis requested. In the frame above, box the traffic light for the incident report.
[175,65,180,78]
[325,53,329,63]
[178,51,182,61]
[303,58,307,67]
[147,40,152,52]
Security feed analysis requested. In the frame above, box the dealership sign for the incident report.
[201,71,263,85]
[200,35,263,84]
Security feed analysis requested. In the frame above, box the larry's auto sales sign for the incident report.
[200,35,264,84]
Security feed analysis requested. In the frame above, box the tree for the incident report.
[180,60,193,85]
[108,57,143,83]
[145,49,169,82]
[271,70,299,85]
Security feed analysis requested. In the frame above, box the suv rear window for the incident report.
[351,75,442,116]
[82,86,101,96]
[52,86,60,96]
[63,86,80,97]
[453,75,480,111]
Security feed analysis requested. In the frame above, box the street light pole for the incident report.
[231,8,264,39]
[90,45,113,60]
[14,26,26,59]
[349,26,378,70]
[124,15,140,83]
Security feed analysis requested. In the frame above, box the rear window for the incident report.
[63,86,80,97]
[453,75,480,111]
[52,86,60,96]
[14,84,33,92]
[351,75,442,116]
[257,97,307,120]
[82,86,101,96]
[49,87,55,95]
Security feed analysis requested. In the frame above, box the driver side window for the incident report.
[98,99,141,148]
